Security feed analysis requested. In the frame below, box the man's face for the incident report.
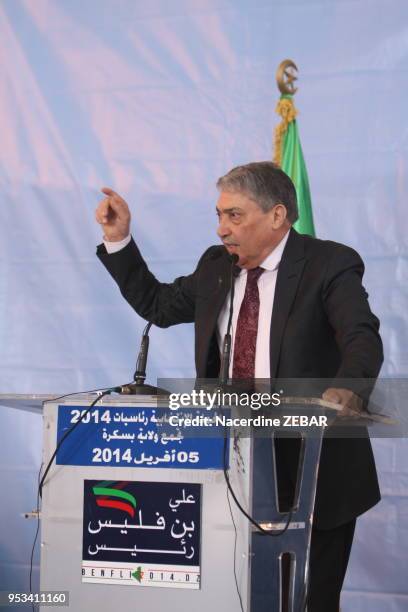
[216,190,286,269]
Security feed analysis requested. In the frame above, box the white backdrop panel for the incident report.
[0,0,407,609]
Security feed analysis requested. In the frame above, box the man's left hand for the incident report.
[322,388,364,417]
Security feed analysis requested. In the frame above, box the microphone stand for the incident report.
[219,254,239,386]
[121,322,169,396]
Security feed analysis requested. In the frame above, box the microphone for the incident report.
[219,254,239,385]
[134,322,152,385]
[121,322,169,395]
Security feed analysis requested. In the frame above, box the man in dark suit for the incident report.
[95,161,383,611]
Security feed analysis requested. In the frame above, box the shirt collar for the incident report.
[261,229,290,271]
[238,229,290,275]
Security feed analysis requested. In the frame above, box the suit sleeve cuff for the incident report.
[103,234,132,254]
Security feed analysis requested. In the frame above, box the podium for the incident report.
[38,393,343,611]
[40,393,248,611]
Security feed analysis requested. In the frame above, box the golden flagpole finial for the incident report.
[276,59,298,95]
[273,60,299,165]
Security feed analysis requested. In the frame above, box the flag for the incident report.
[273,94,315,237]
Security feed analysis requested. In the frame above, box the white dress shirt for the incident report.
[104,230,290,379]
[217,230,290,379]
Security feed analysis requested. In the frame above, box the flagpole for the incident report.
[273,60,316,237]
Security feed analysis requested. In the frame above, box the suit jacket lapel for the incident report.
[269,229,306,379]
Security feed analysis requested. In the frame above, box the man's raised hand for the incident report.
[95,187,131,242]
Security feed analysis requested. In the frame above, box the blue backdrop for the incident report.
[0,1,407,609]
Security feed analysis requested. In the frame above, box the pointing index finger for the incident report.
[101,186,116,197]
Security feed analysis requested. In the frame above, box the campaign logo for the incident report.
[92,481,137,518]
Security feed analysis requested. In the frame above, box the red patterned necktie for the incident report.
[232,267,264,380]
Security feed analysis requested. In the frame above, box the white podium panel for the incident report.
[39,395,251,612]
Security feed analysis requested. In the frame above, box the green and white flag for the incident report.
[274,94,315,237]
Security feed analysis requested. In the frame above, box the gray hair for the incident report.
[216,161,298,224]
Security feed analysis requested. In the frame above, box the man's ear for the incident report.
[269,203,288,229]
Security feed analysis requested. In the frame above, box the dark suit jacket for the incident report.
[97,228,383,529]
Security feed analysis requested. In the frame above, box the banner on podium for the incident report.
[82,479,201,589]
[56,405,228,469]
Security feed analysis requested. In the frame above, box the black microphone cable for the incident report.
[30,386,126,609]
[223,429,293,536]
[39,388,119,498]
[218,254,294,535]
[29,461,43,612]
[45,384,127,403]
